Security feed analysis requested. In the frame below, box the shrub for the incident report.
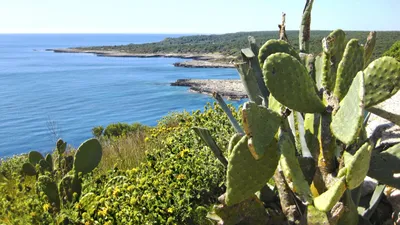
[92,126,104,138]
[383,40,400,61]
[103,122,148,138]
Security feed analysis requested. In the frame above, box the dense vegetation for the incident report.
[383,40,400,61]
[0,103,240,224]
[79,30,400,61]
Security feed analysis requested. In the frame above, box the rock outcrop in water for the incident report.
[171,79,247,100]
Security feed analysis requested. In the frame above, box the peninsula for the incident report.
[49,30,400,68]
[49,31,400,99]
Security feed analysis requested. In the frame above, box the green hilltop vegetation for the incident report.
[80,30,400,60]
[383,40,400,61]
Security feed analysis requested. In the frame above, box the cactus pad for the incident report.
[321,52,335,92]
[268,94,284,114]
[28,151,44,165]
[364,56,400,108]
[74,138,102,175]
[212,196,268,225]
[338,191,359,225]
[314,177,346,212]
[346,142,372,189]
[242,102,282,159]
[304,113,320,159]
[279,131,313,204]
[307,205,329,225]
[56,139,67,155]
[331,71,364,144]
[322,29,346,60]
[368,143,400,189]
[334,39,364,100]
[22,162,37,176]
[39,159,52,172]
[263,52,325,113]
[37,175,60,209]
[45,154,53,171]
[314,54,323,91]
[228,133,243,157]
[258,39,300,68]
[226,136,279,206]
[299,53,316,82]
[364,31,377,67]
[59,174,82,204]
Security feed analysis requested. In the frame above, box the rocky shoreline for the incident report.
[171,79,246,100]
[48,48,234,68]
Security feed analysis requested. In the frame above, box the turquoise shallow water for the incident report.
[0,34,244,157]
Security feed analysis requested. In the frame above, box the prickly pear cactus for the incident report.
[334,39,364,100]
[59,174,82,204]
[368,143,400,189]
[345,142,372,189]
[363,31,377,66]
[279,130,313,204]
[258,39,300,68]
[45,153,53,171]
[242,102,282,159]
[73,138,102,175]
[22,162,37,176]
[314,177,346,212]
[363,56,400,108]
[37,175,60,210]
[192,1,400,224]
[225,136,279,206]
[263,52,326,113]
[227,133,243,157]
[56,139,67,155]
[29,151,44,165]
[39,159,52,172]
[331,71,364,144]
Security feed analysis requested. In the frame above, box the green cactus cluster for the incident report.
[21,138,102,211]
[194,1,400,224]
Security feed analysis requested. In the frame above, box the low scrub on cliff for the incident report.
[0,102,240,224]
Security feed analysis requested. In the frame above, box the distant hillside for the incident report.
[79,30,400,60]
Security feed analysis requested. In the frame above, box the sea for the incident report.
[0,34,244,158]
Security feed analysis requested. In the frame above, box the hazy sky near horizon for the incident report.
[0,0,399,34]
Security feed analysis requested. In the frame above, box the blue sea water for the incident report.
[0,34,243,157]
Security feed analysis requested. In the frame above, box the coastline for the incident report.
[171,79,247,100]
[48,48,235,68]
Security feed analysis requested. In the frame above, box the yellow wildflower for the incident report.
[43,203,50,211]
[167,207,174,213]
[98,207,108,217]
[177,174,186,180]
[113,186,120,197]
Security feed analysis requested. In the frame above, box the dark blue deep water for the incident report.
[0,34,243,157]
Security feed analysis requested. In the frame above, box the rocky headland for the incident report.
[48,48,235,68]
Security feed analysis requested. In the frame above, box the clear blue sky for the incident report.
[1,0,399,34]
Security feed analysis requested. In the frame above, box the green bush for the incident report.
[91,126,104,138]
[383,40,400,61]
[102,122,148,138]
